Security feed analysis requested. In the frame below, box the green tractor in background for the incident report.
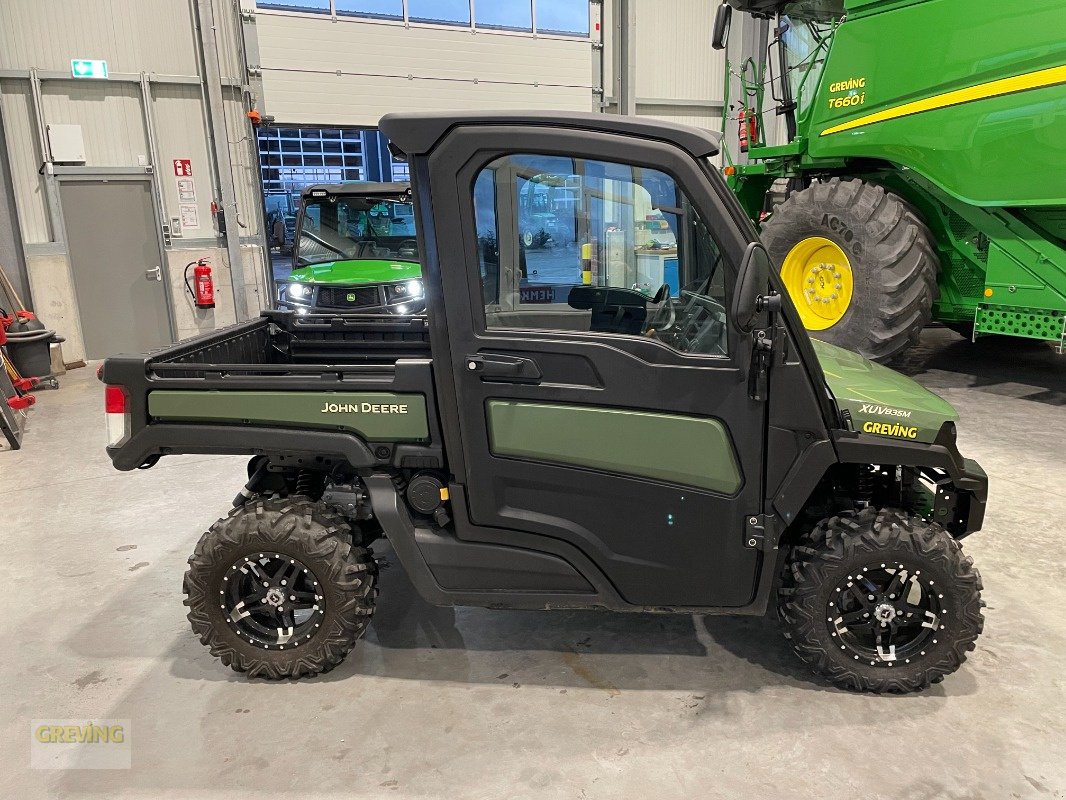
[714,0,1066,361]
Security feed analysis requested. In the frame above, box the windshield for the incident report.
[780,2,839,117]
[296,197,417,268]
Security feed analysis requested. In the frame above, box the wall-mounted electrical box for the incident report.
[47,124,87,164]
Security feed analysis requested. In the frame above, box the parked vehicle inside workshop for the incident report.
[102,112,987,694]
[277,182,425,315]
[714,0,1066,362]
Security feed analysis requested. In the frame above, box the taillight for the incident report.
[104,385,131,447]
[105,385,129,414]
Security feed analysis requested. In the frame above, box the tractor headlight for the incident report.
[385,280,423,302]
[287,282,311,299]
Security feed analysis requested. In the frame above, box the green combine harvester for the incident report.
[714,0,1066,361]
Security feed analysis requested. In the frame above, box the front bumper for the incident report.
[832,432,989,537]
[938,457,987,538]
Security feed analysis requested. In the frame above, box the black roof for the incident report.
[380,111,721,160]
[725,0,781,15]
[725,0,844,18]
[300,182,410,201]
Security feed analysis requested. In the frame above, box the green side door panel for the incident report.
[486,401,742,495]
[148,392,429,441]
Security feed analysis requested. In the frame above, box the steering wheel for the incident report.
[644,283,676,337]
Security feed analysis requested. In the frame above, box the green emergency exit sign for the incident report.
[71,59,108,79]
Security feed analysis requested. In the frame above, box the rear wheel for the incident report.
[762,178,938,362]
[778,507,984,693]
[183,496,377,678]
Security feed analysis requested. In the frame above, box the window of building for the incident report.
[390,156,410,182]
[258,127,407,281]
[473,153,730,357]
[407,0,469,25]
[257,0,330,12]
[258,1,591,38]
[335,0,403,20]
[475,0,533,32]
[535,0,589,36]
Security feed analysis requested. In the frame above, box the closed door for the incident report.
[60,180,171,358]
[425,126,767,608]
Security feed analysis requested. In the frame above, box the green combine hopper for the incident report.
[715,0,1066,360]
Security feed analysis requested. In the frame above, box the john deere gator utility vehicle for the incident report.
[277,182,425,315]
[102,111,987,693]
[713,0,1066,361]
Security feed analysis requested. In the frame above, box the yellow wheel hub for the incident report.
[780,236,854,331]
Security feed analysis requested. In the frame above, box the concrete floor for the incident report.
[2,327,1065,799]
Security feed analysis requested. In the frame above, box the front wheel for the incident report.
[183,496,377,678]
[778,507,984,693]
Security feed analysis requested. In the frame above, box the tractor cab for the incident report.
[715,0,844,145]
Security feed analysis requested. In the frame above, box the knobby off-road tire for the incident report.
[762,178,939,363]
[778,507,984,693]
[184,496,377,679]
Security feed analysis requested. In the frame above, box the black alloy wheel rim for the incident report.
[826,561,945,667]
[221,552,325,650]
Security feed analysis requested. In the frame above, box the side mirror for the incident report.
[712,3,732,51]
[732,242,772,333]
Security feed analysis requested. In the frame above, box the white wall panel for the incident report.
[41,81,149,167]
[0,0,198,75]
[224,89,263,237]
[256,13,595,125]
[151,83,216,236]
[634,0,723,104]
[635,104,721,131]
[0,80,50,244]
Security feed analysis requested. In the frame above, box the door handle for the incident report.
[145,266,162,282]
[465,354,542,383]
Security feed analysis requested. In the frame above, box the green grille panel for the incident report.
[975,304,1066,342]
[951,263,985,298]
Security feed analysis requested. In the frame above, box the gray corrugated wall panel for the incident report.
[151,83,217,235]
[211,0,247,83]
[0,0,198,75]
[634,0,724,104]
[0,80,49,243]
[223,88,261,237]
[256,13,595,126]
[0,97,32,304]
[41,81,149,167]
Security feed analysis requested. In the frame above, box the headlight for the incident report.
[385,280,423,302]
[287,282,311,300]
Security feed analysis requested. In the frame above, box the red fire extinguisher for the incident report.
[184,258,216,309]
[738,107,759,153]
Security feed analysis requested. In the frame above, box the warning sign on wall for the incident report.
[179,203,200,230]
[176,178,196,202]
[173,159,193,177]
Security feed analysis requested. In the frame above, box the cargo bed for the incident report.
[101,310,442,471]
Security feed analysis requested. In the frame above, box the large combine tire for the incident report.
[761,178,938,362]
[183,496,377,679]
[778,507,984,693]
